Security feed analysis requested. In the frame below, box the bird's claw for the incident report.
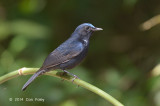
[72,75,79,83]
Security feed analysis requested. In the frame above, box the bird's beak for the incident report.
[92,27,103,31]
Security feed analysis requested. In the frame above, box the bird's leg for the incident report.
[62,70,79,82]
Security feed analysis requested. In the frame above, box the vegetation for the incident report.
[0,0,160,106]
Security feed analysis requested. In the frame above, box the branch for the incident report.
[0,67,124,106]
[140,14,160,31]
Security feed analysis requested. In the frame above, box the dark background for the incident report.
[0,0,160,106]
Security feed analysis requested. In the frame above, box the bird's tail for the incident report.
[22,69,45,91]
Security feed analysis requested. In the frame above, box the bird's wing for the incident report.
[41,40,84,69]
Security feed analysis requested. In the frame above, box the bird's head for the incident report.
[74,23,103,36]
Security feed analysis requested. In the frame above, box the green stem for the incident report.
[0,67,123,106]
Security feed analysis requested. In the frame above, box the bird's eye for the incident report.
[85,26,90,30]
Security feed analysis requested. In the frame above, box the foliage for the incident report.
[0,0,160,106]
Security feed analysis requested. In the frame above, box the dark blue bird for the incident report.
[22,23,103,91]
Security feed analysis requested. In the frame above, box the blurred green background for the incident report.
[1,0,160,106]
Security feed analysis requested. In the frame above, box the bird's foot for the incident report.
[72,75,79,83]
[62,70,80,83]
[72,75,80,87]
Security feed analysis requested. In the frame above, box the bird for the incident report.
[22,23,103,91]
